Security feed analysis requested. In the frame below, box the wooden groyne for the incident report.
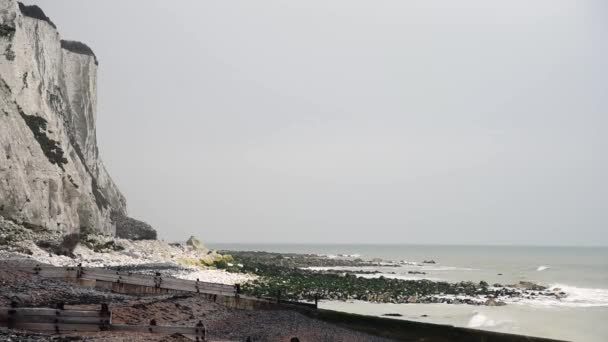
[13,264,318,311]
[0,304,210,341]
[23,264,238,296]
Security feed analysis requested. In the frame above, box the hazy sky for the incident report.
[29,0,607,245]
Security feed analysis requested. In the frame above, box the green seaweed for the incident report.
[222,251,528,305]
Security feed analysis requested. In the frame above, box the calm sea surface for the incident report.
[210,244,608,341]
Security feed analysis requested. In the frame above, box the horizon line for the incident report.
[198,241,608,248]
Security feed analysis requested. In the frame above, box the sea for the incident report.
[209,244,608,342]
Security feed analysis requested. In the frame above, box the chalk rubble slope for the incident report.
[0,216,255,285]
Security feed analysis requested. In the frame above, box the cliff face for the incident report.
[0,0,126,235]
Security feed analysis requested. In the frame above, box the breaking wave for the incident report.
[421,265,477,272]
[511,284,608,308]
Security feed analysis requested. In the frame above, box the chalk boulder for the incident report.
[186,236,205,251]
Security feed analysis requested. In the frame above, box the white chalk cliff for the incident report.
[0,0,127,235]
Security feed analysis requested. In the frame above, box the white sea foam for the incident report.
[340,253,362,258]
[399,260,422,266]
[536,265,550,271]
[467,313,497,328]
[508,284,608,308]
[421,265,477,272]
[318,253,362,259]
[549,284,608,307]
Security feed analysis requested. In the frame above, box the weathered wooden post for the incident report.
[54,302,63,334]
[154,272,162,288]
[314,293,319,309]
[76,263,83,278]
[7,301,17,330]
[277,289,282,304]
[195,320,206,341]
[148,318,157,333]
[100,303,111,330]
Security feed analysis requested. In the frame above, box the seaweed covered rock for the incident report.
[485,298,507,306]
[112,212,157,240]
[509,281,546,291]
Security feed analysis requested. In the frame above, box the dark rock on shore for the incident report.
[485,298,507,306]
[222,250,562,307]
[508,281,546,291]
[321,269,382,276]
[112,212,157,240]
[382,313,403,317]
[220,250,387,269]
